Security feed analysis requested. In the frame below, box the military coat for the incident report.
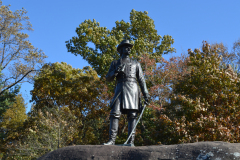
[106,58,149,112]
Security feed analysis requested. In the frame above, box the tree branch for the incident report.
[2,47,21,70]
[0,69,38,95]
[1,43,6,66]
[2,76,15,87]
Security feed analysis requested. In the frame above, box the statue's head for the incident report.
[117,40,133,56]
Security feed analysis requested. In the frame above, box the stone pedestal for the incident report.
[38,141,240,160]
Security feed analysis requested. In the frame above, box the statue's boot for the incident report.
[103,117,119,145]
[127,118,137,146]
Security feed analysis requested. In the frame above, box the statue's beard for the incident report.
[124,50,130,55]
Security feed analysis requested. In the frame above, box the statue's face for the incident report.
[121,45,131,55]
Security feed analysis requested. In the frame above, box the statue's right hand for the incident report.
[115,64,125,73]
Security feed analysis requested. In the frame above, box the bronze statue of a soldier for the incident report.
[103,40,150,146]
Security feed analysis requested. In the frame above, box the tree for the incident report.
[0,1,47,95]
[0,94,27,159]
[0,66,20,120]
[30,62,110,146]
[153,41,240,144]
[5,105,79,159]
[66,9,175,78]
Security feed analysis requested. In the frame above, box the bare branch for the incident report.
[0,69,38,95]
[1,43,6,66]
[3,76,15,85]
[2,47,21,70]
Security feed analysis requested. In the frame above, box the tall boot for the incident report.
[103,117,119,145]
[127,118,137,146]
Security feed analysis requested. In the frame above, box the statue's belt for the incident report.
[117,78,137,83]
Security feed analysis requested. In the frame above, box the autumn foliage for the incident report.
[2,3,240,159]
[149,42,240,144]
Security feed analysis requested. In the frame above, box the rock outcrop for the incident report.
[38,141,240,160]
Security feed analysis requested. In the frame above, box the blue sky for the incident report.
[4,0,240,113]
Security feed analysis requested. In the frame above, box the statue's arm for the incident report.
[136,62,149,100]
[106,61,118,82]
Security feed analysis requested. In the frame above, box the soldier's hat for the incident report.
[117,40,133,53]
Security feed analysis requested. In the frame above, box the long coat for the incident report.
[106,58,149,112]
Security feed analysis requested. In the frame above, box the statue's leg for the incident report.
[127,110,138,146]
[103,97,121,145]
